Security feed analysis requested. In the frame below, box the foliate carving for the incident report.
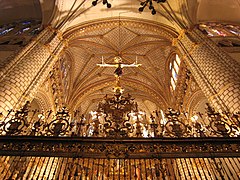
[1,103,240,138]
[174,62,191,109]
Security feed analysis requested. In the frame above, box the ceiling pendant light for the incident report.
[92,0,111,8]
[139,0,167,15]
[92,0,167,15]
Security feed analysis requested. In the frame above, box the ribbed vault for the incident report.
[63,18,177,115]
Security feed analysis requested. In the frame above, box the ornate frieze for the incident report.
[0,136,239,158]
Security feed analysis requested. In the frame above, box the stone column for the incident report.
[0,27,67,116]
[174,28,240,113]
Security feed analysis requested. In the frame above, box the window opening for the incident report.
[170,54,181,91]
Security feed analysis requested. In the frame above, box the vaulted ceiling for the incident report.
[64,19,177,114]
[0,0,239,114]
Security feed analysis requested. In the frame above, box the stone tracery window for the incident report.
[60,58,71,96]
[199,23,240,38]
[199,23,240,48]
[0,20,41,36]
[0,20,41,46]
[170,54,181,91]
[0,26,15,36]
[48,57,71,108]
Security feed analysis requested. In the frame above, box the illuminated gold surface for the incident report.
[1,157,238,179]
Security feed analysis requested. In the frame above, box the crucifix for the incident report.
[97,56,141,96]
[97,56,141,77]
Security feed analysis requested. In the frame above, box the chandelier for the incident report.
[139,0,167,15]
[92,0,111,8]
[91,0,168,15]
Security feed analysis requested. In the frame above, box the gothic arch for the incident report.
[33,90,54,112]
[185,89,207,117]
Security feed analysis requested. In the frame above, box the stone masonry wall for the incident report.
[174,28,240,113]
[0,27,67,116]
